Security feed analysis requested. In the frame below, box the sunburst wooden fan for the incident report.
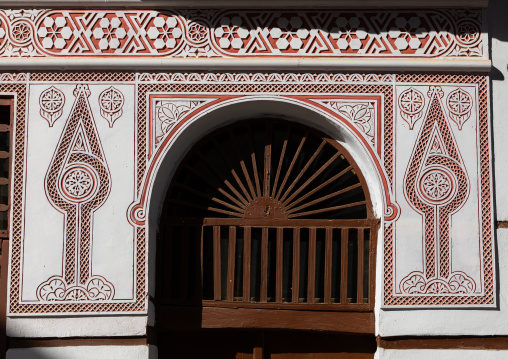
[166,119,371,221]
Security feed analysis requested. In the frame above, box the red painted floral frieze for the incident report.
[0,9,484,58]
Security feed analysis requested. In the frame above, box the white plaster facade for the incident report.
[0,0,506,358]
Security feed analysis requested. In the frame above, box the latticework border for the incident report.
[383,74,493,306]
[6,72,492,314]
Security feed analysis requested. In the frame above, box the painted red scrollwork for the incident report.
[401,86,475,295]
[37,84,115,302]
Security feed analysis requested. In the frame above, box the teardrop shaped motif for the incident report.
[401,86,475,295]
[37,84,115,302]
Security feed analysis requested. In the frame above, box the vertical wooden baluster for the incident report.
[324,227,332,304]
[243,227,251,302]
[276,227,283,303]
[369,222,378,307]
[227,226,236,302]
[197,226,204,300]
[357,228,365,304]
[292,228,300,303]
[264,122,272,198]
[307,227,316,303]
[340,228,349,304]
[180,226,190,300]
[213,226,221,301]
[260,227,268,302]
[165,226,173,300]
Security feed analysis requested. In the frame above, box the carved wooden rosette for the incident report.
[37,84,114,302]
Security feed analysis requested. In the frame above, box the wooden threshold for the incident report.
[157,306,374,334]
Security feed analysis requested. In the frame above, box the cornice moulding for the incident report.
[0,0,489,8]
[0,57,491,72]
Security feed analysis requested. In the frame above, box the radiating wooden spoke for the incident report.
[160,119,376,311]
[167,119,369,220]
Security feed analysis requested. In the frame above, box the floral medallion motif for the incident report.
[419,168,455,205]
[447,87,473,130]
[99,86,124,127]
[61,166,96,202]
[399,87,426,129]
[40,86,65,127]
[11,20,32,44]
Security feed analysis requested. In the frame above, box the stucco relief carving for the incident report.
[398,87,426,130]
[5,72,493,315]
[40,86,65,127]
[37,84,115,302]
[447,87,473,130]
[0,9,485,59]
[400,86,474,295]
[311,99,377,147]
[99,86,124,128]
[153,98,216,147]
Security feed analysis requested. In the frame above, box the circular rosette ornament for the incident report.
[186,20,210,45]
[10,19,33,45]
[99,86,124,128]
[40,86,65,127]
[417,167,457,206]
[59,164,99,204]
[455,20,481,47]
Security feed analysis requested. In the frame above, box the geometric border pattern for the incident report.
[5,71,492,314]
[384,74,493,306]
[0,9,484,59]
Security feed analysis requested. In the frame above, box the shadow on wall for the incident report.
[488,0,507,81]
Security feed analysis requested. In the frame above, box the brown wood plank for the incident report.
[283,151,341,205]
[187,151,247,207]
[260,227,268,302]
[324,227,332,304]
[198,299,371,311]
[288,200,367,218]
[243,227,251,302]
[212,138,253,204]
[213,226,221,301]
[179,226,190,300]
[271,127,290,198]
[183,164,246,210]
[276,227,283,303]
[248,126,262,197]
[198,226,204,299]
[292,228,300,304]
[369,222,378,309]
[280,140,326,203]
[173,183,246,213]
[227,226,236,302]
[357,228,365,304]
[341,228,349,304]
[253,346,263,359]
[275,133,307,200]
[307,228,316,303]
[263,122,272,198]
[168,217,374,228]
[229,130,257,201]
[196,150,250,207]
[168,199,243,218]
[286,182,360,213]
[157,306,375,334]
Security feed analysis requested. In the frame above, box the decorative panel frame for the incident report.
[2,71,493,315]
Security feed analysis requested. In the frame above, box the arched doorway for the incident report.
[156,118,378,358]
